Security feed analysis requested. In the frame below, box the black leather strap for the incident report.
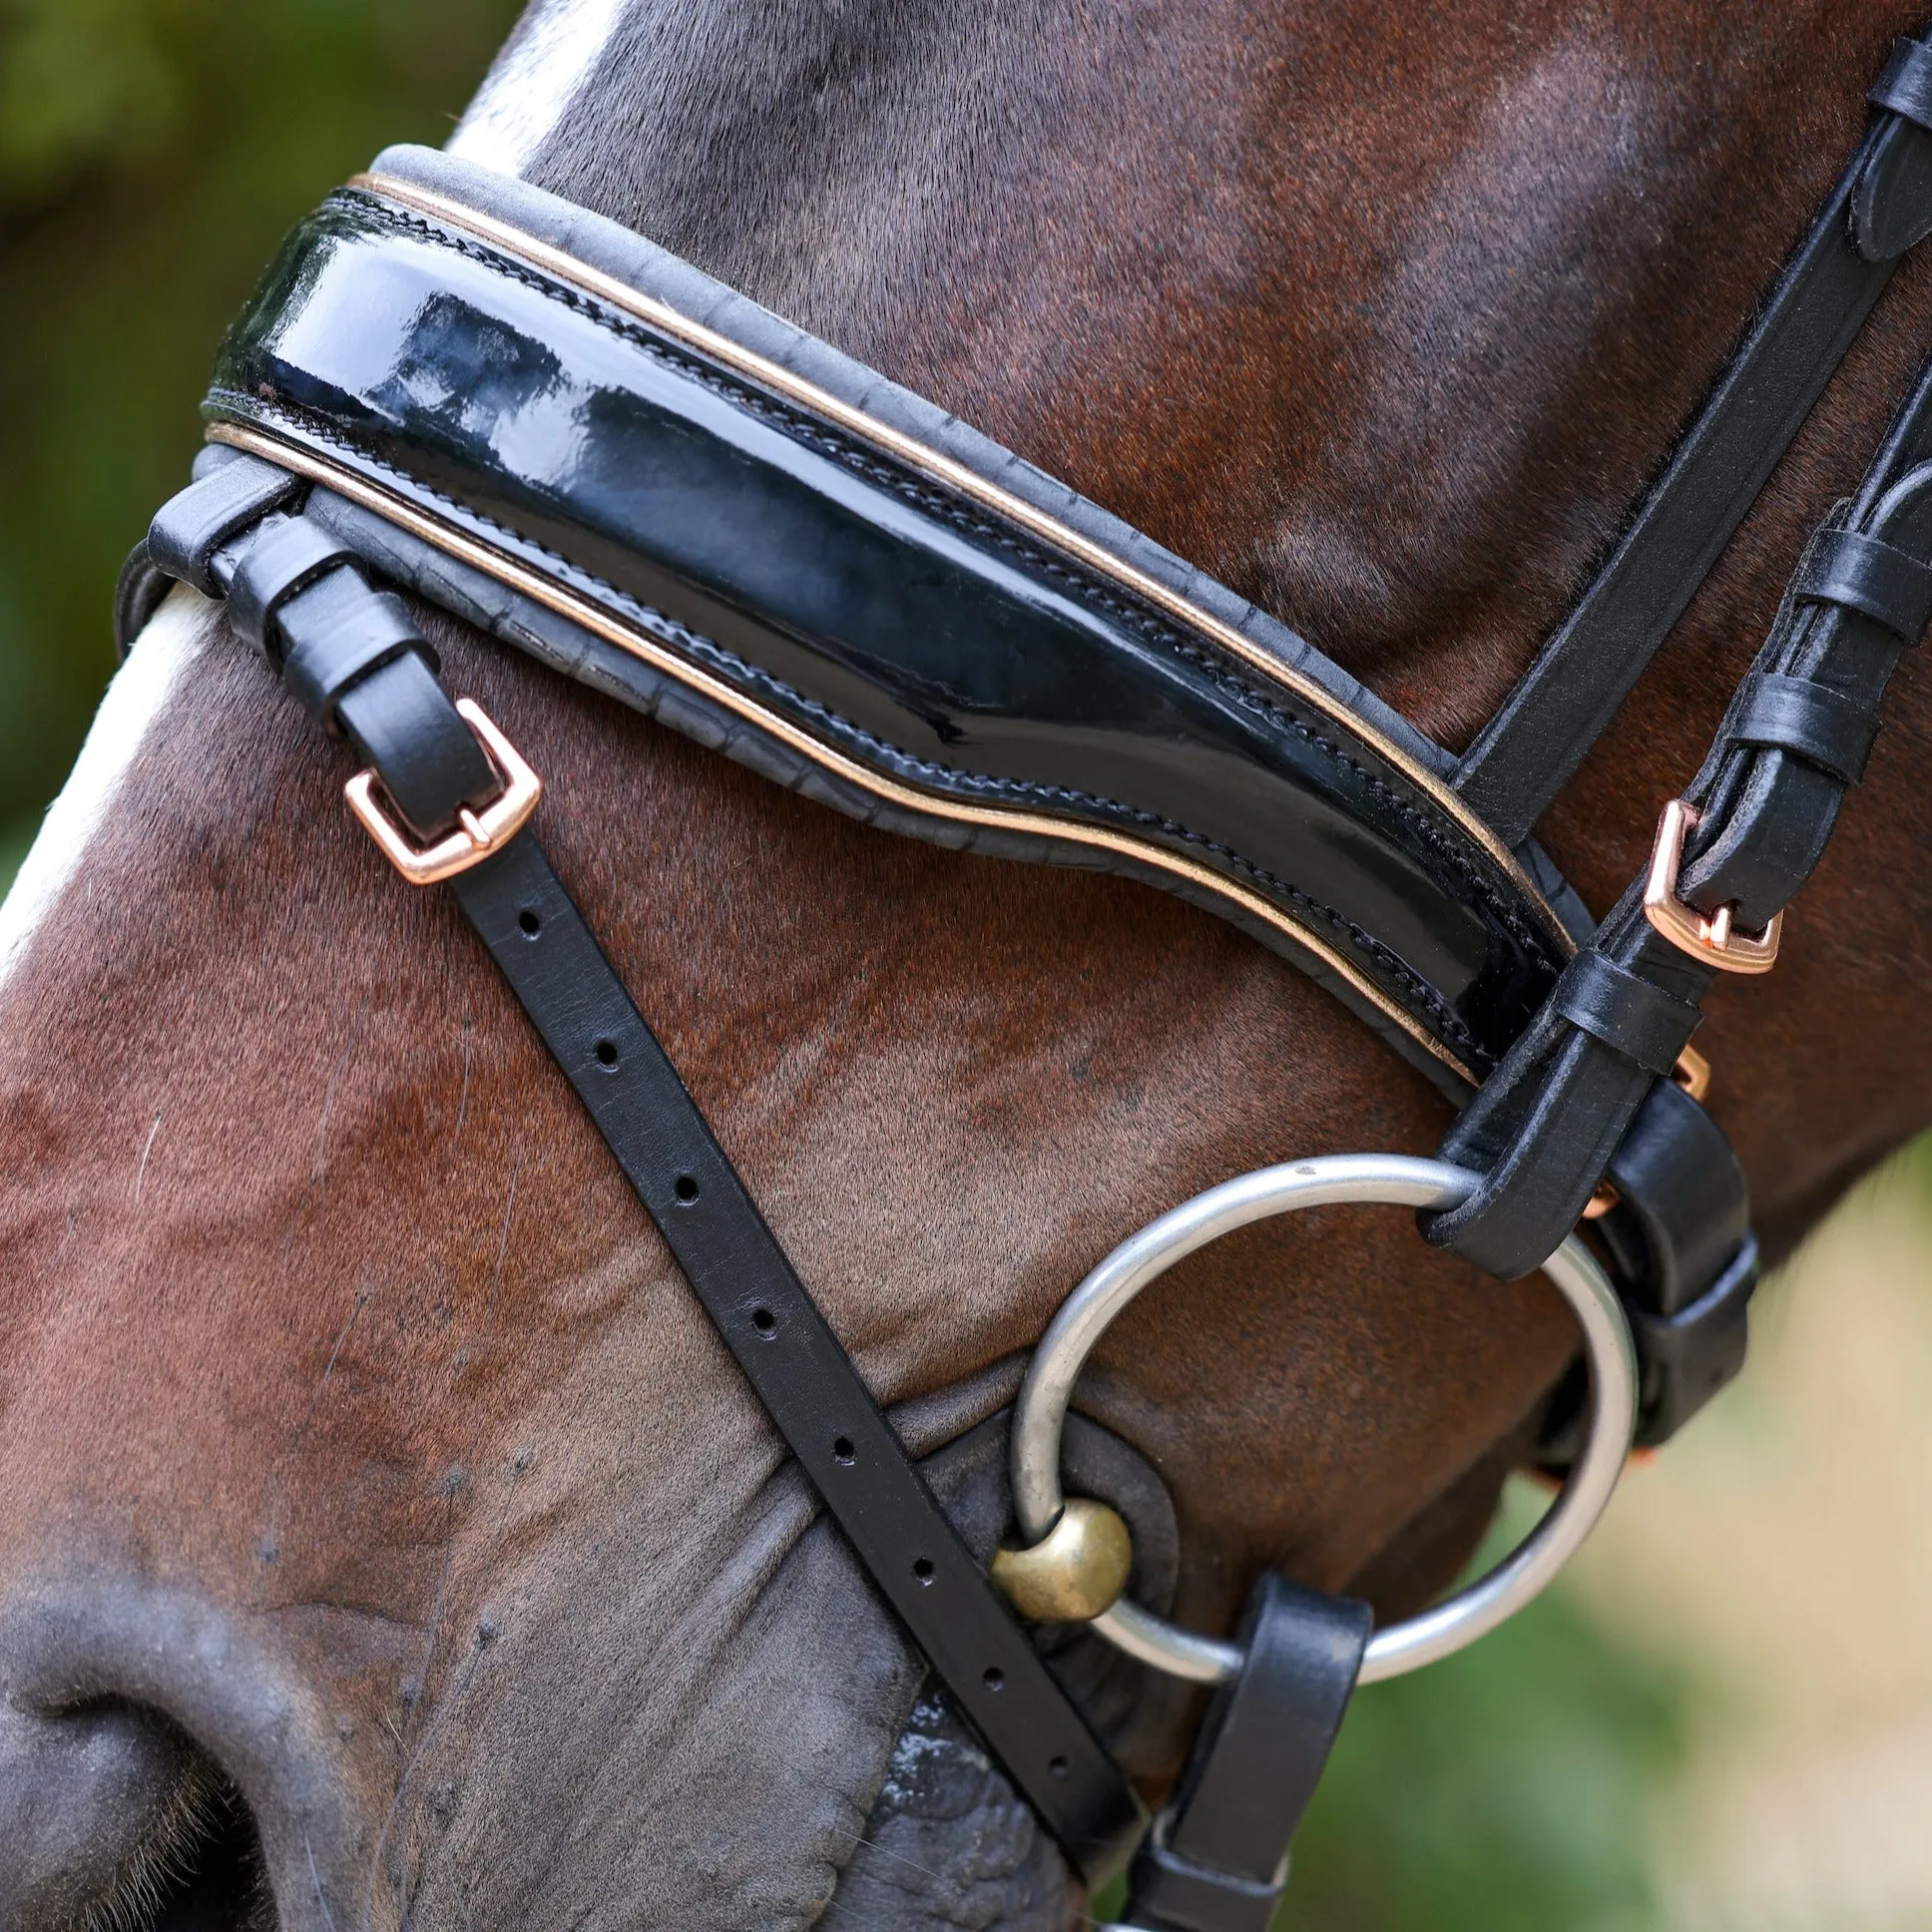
[135,474,1146,1884]
[1725,670,1879,784]
[451,832,1143,1878]
[277,576,426,727]
[1790,525,1932,639]
[114,448,309,661]
[145,452,303,599]
[1550,950,1700,1079]
[1124,1576,1369,1932]
[1428,350,1932,1433]
[1454,32,1932,845]
[197,493,501,844]
[334,655,501,842]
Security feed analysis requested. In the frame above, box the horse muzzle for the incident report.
[0,1580,359,1932]
[0,1691,261,1928]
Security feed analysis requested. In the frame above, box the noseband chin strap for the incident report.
[120,26,1932,1920]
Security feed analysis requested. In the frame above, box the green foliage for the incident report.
[0,0,521,856]
[1283,1588,1683,1932]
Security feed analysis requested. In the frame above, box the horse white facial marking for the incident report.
[0,587,214,1000]
[446,0,632,179]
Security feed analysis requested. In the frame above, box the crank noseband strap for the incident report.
[135,456,1145,1884]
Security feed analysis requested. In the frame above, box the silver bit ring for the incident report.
[1009,1154,1638,1686]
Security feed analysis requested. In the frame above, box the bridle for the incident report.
[110,27,1932,1928]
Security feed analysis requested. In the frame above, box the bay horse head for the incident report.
[4,2,1932,1927]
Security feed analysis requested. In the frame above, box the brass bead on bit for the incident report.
[989,1497,1134,1623]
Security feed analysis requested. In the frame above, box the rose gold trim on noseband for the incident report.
[209,422,1480,1085]
[348,170,1574,961]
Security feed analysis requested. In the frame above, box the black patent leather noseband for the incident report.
[118,32,1932,1928]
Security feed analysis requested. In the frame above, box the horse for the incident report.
[3,0,1930,1925]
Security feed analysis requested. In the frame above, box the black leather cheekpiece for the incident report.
[1126,1577,1370,1932]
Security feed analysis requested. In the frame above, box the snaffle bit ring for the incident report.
[1009,1154,1638,1687]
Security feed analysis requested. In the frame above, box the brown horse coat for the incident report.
[2,2,1930,1925]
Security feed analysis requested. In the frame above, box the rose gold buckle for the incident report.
[344,698,542,885]
[1672,1042,1711,1104]
[1641,799,1780,975]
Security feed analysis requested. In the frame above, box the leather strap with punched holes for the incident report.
[136,454,1146,1885]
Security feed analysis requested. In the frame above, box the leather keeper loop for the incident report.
[1129,1840,1284,1932]
[278,577,428,731]
[1125,1574,1369,1932]
[227,516,358,663]
[1790,525,1932,641]
[1725,670,1878,783]
[334,652,504,841]
[1623,1235,1758,1444]
[1552,950,1700,1078]
[1871,36,1932,135]
[147,454,302,598]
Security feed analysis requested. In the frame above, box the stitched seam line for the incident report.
[338,191,1560,971]
[216,398,1486,1056]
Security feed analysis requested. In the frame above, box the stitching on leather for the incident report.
[222,394,1486,1055]
[339,191,1561,974]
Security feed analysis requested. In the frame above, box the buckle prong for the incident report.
[1642,799,1780,974]
[345,698,542,885]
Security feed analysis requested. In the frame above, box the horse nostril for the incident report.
[0,1695,259,1928]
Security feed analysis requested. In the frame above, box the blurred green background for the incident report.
[7,6,1924,1928]
[0,0,522,879]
